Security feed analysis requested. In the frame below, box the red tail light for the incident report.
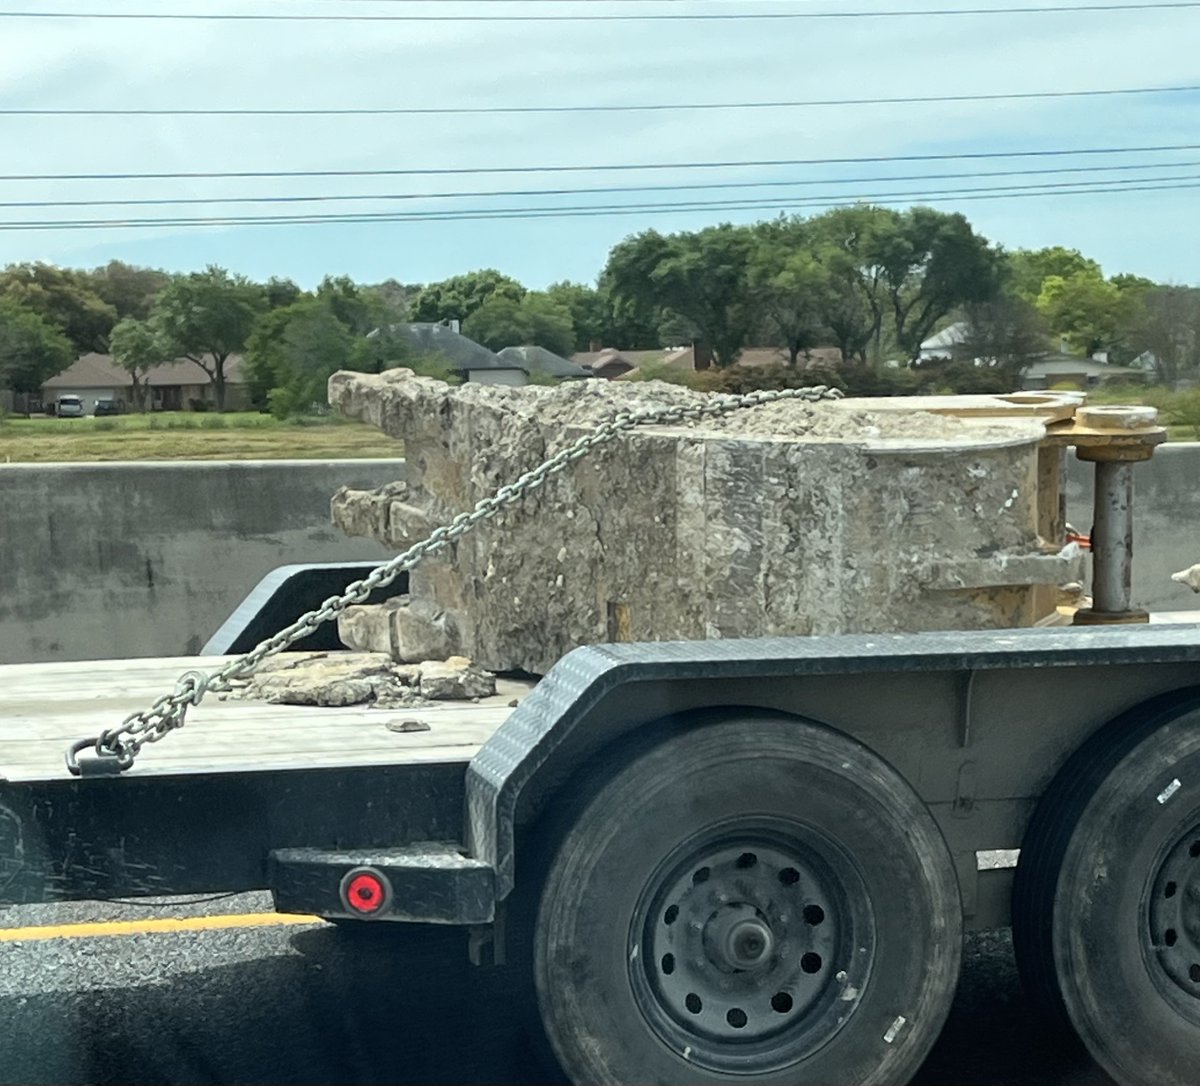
[340,867,391,916]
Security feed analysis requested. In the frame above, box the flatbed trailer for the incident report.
[4,389,1198,1086]
[4,620,1200,1086]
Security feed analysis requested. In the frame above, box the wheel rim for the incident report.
[1146,818,1200,1016]
[628,816,876,1074]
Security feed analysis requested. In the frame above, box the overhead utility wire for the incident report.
[6,158,1200,209]
[2,3,1199,19]
[4,141,1200,183]
[3,175,1198,231]
[8,83,1200,115]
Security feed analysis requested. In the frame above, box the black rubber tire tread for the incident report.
[1011,686,1200,1086]
[531,712,962,1086]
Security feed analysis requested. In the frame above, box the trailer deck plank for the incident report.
[0,656,531,783]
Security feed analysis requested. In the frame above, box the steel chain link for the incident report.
[66,384,842,776]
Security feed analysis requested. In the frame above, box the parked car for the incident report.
[93,399,121,416]
[55,396,85,418]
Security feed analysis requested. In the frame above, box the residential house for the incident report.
[496,346,592,381]
[1020,353,1141,391]
[918,322,970,362]
[40,352,249,412]
[570,348,668,380]
[378,322,528,386]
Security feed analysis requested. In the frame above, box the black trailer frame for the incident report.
[3,624,1198,933]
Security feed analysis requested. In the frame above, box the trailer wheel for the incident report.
[1012,693,1200,1086]
[530,714,961,1086]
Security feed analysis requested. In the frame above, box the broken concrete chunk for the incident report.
[337,603,396,656]
[392,599,457,663]
[418,656,496,701]
[386,718,431,733]
[1172,563,1200,593]
[338,597,458,662]
[225,649,501,709]
[328,368,1064,674]
[243,652,419,707]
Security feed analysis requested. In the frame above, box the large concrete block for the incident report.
[329,370,1081,675]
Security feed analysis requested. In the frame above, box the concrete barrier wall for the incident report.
[0,460,404,665]
[1,446,1194,666]
[1065,442,1200,615]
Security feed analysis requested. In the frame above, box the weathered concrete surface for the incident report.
[0,460,403,665]
[226,651,496,707]
[1066,442,1200,614]
[330,370,1082,675]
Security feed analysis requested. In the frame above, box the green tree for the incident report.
[520,293,575,357]
[363,279,418,317]
[244,297,361,417]
[1007,246,1103,304]
[151,266,265,410]
[545,281,609,351]
[462,292,576,357]
[1035,271,1127,356]
[806,207,894,366]
[316,275,376,335]
[408,269,525,324]
[0,262,117,352]
[1129,286,1200,386]
[265,277,303,310]
[108,317,168,412]
[87,261,171,322]
[953,292,1049,378]
[874,208,1001,361]
[604,225,756,367]
[0,298,75,408]
[245,289,422,417]
[749,218,829,365]
[600,230,672,350]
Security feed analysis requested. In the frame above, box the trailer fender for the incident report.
[463,625,1200,901]
[202,561,409,655]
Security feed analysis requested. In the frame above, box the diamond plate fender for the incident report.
[464,625,1200,899]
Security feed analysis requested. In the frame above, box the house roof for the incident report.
[43,352,246,390]
[381,323,523,373]
[573,345,845,375]
[570,348,666,371]
[920,322,970,351]
[497,345,591,379]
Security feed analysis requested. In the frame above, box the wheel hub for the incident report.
[1147,824,1200,999]
[706,905,776,971]
[628,821,875,1073]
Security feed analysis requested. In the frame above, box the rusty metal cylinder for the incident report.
[1090,459,1136,614]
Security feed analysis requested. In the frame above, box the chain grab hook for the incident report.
[65,384,842,778]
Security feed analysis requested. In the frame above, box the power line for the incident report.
[2,2,1198,19]
[5,141,1200,183]
[5,158,1200,209]
[1,175,1197,231]
[7,83,1200,116]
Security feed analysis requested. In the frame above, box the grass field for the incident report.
[0,412,403,462]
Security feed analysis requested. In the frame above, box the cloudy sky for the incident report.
[0,0,1197,289]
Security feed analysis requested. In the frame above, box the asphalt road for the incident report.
[0,896,1112,1086]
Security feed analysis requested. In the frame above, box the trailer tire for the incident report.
[1012,692,1200,1086]
[531,713,961,1086]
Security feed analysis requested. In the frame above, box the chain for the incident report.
[65,383,842,776]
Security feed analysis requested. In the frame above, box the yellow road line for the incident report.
[0,911,322,943]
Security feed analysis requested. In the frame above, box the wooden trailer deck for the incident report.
[0,656,536,783]
[4,611,1198,784]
